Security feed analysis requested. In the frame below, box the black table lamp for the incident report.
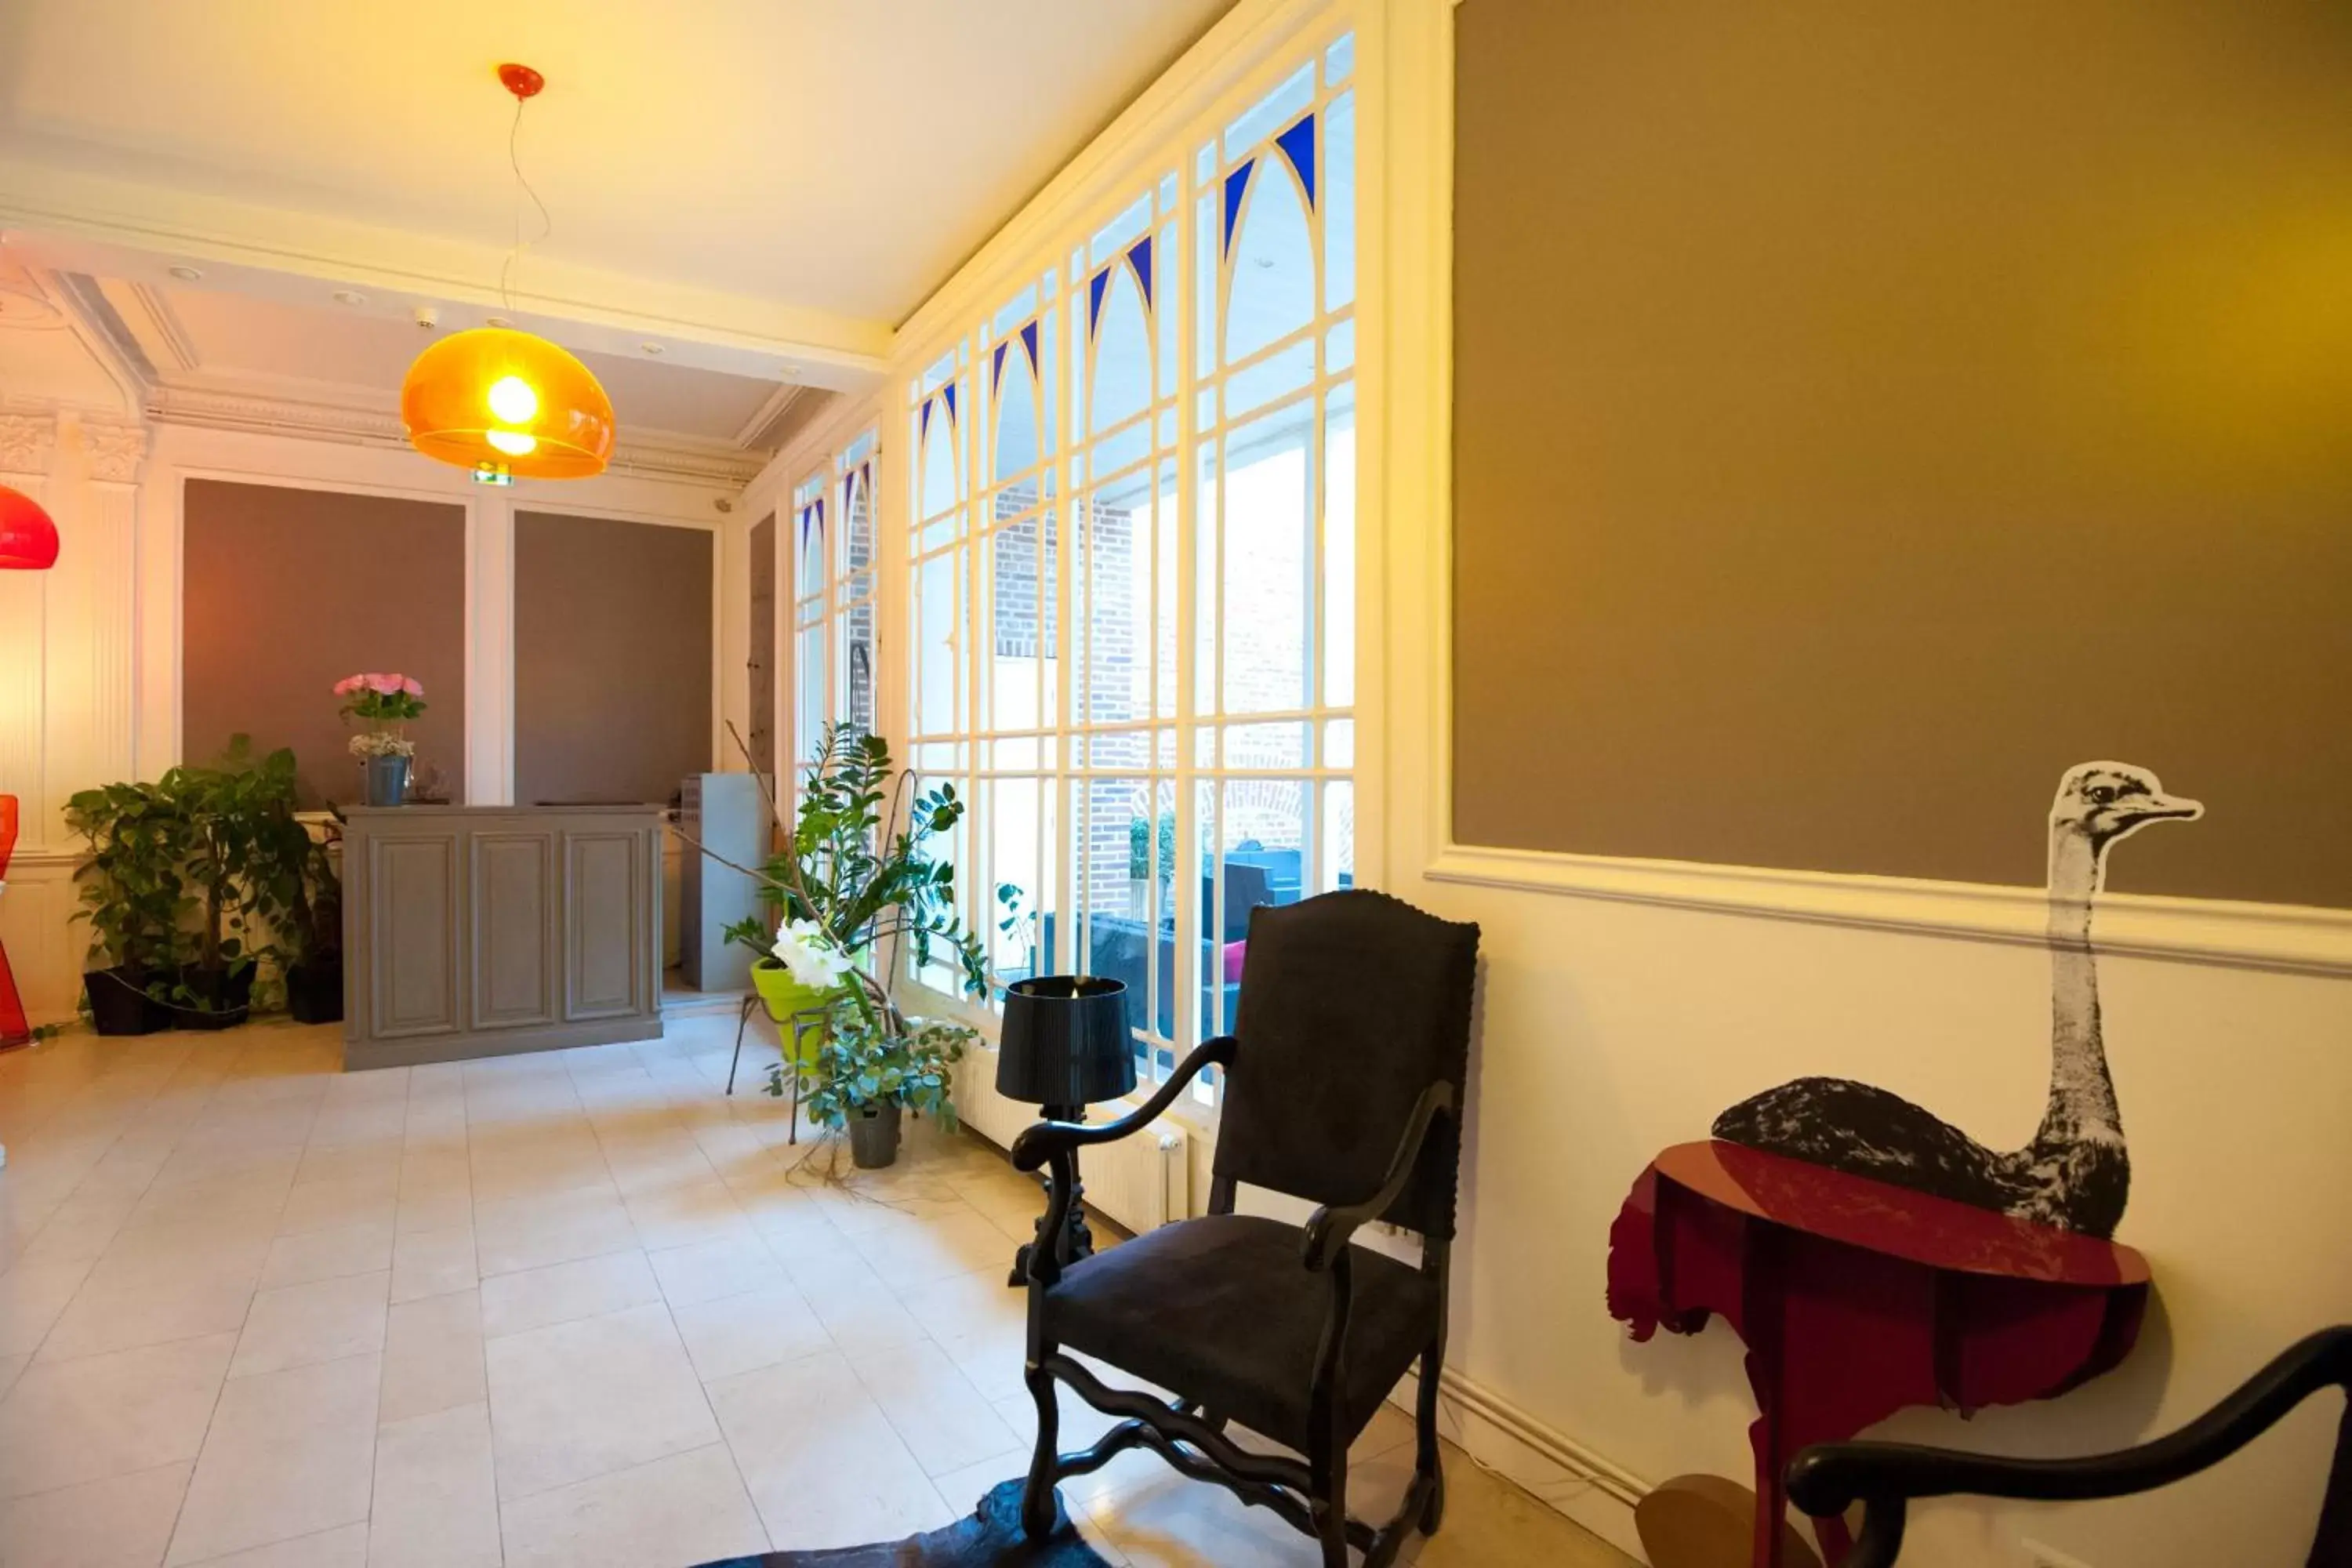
[997,975,1134,1283]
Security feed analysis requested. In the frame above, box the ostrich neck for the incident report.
[2038,826,2118,1148]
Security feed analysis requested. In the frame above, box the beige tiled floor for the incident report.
[0,1015,1632,1567]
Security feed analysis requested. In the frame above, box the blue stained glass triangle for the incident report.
[942,383,958,426]
[920,397,933,438]
[1020,320,1040,372]
[1087,267,1111,340]
[1275,114,1317,209]
[1127,237,1154,308]
[1222,159,1255,258]
[992,341,1008,387]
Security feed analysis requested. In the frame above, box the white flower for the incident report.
[771,919,851,992]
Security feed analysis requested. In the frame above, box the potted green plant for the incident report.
[147,739,296,1028]
[689,722,1000,1169]
[64,779,191,1035]
[254,797,343,1025]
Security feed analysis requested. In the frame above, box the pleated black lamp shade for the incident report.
[996,976,1136,1106]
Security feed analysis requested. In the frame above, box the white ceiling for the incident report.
[148,285,788,445]
[0,0,1236,329]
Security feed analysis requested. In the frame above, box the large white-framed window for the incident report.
[902,27,1359,1103]
[791,429,879,775]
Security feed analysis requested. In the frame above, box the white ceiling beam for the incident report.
[0,157,894,387]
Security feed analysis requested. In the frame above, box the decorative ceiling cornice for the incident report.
[142,384,765,486]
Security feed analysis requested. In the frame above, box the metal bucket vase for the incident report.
[847,1101,902,1169]
[364,755,411,807]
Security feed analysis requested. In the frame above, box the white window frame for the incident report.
[884,0,1378,1109]
[787,426,880,785]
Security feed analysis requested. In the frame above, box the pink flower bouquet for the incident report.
[334,671,426,728]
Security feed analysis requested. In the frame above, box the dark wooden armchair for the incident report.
[1787,1327,2352,1567]
[1009,889,1480,1568]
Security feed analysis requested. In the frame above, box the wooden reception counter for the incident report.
[342,804,666,1069]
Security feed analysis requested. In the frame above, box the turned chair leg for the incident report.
[1313,1461,1351,1568]
[1021,1362,1062,1539]
[1417,1338,1446,1534]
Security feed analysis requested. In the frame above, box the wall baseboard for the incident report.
[1392,1364,1653,1563]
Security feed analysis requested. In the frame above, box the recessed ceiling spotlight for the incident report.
[333,289,368,307]
[485,314,513,329]
[781,363,802,378]
[168,264,204,281]
[640,342,665,356]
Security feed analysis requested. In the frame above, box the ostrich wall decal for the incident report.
[1710,762,2201,1238]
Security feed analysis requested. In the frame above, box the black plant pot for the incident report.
[285,959,345,1025]
[159,964,256,1032]
[84,965,166,1036]
[847,1102,902,1169]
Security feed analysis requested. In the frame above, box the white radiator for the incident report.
[956,1050,1189,1234]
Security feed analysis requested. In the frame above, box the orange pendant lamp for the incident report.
[401,64,614,480]
[0,484,60,571]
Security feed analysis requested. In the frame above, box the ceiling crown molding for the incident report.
[142,383,762,486]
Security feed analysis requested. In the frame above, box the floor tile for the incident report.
[497,1442,770,1568]
[849,1338,1024,1479]
[593,1131,721,1198]
[0,1331,236,1498]
[473,1185,637,1278]
[670,1283,830,1383]
[484,1301,720,1501]
[257,1221,394,1291]
[622,1178,760,1253]
[648,1236,786,1308]
[176,1521,369,1568]
[276,1176,398,1238]
[38,1274,257,1365]
[850,1202,1023,1293]
[481,1248,662,1338]
[166,1351,379,1565]
[229,1271,389,1379]
[387,1223,476,1304]
[367,1400,500,1568]
[899,1265,1030,1403]
[0,1255,93,1356]
[377,1289,485,1425]
[1,1026,1633,1568]
[706,1349,953,1549]
[793,1258,929,1359]
[0,1457,190,1568]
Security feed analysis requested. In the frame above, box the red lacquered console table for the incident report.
[1608,1140,2150,1568]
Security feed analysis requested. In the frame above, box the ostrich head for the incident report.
[2051,762,2203,849]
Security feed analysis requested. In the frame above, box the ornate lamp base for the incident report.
[1010,1104,1099,1285]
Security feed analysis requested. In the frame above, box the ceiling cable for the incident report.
[499,95,553,314]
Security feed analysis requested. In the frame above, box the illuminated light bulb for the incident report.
[487,376,539,423]
[485,429,538,456]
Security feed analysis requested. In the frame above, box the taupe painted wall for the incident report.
[182,480,467,807]
[1453,1,2352,907]
[514,511,713,808]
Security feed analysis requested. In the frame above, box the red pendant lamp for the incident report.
[400,64,615,481]
[0,484,59,571]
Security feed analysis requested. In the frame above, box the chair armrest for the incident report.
[1010,1036,1237,1172]
[1301,1082,1455,1272]
[1788,1327,2352,1519]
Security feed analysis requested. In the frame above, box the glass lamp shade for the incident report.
[400,327,615,478]
[996,976,1138,1107]
[0,484,59,570]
